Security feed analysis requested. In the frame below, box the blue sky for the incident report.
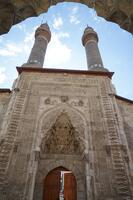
[0,3,133,99]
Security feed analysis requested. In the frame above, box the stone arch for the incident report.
[34,104,89,155]
[34,161,86,200]
[43,166,77,200]
[108,9,130,31]
[33,104,88,200]
[130,13,133,33]
[38,159,85,181]
[0,1,133,35]
[40,112,83,155]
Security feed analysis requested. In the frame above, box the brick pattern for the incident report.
[0,90,27,197]
[100,82,132,199]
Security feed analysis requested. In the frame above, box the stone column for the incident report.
[25,23,51,67]
[82,26,107,71]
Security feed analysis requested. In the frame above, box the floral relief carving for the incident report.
[41,112,82,154]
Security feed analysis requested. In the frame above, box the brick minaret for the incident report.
[24,23,51,67]
[82,26,108,71]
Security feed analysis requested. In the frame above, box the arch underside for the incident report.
[0,0,133,35]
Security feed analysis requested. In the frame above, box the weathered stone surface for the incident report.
[41,112,82,154]
[0,69,133,199]
[0,90,11,137]
[0,0,133,35]
[116,98,133,163]
[0,23,133,200]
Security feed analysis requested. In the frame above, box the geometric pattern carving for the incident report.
[41,112,82,154]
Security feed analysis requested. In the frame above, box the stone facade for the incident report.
[0,22,133,200]
[116,97,133,167]
[0,0,133,35]
[0,90,11,140]
[0,68,133,200]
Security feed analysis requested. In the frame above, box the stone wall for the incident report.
[116,98,133,165]
[0,70,133,199]
[0,0,133,35]
[0,91,10,137]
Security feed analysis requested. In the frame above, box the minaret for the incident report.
[82,26,108,71]
[23,23,51,67]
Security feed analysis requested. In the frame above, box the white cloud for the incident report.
[0,27,71,67]
[23,31,34,53]
[71,6,79,14]
[58,32,70,38]
[0,43,22,56]
[0,68,6,84]
[90,10,104,23]
[70,15,80,25]
[69,6,80,25]
[0,36,3,43]
[0,27,35,57]
[15,24,27,32]
[53,17,63,30]
[45,32,71,66]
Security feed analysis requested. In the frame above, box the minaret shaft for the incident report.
[82,27,108,71]
[85,40,103,69]
[27,36,48,66]
[23,23,51,68]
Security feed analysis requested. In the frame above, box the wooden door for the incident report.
[64,172,77,200]
[43,168,61,200]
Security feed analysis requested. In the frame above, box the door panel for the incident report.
[43,169,60,200]
[43,167,77,200]
[64,173,77,200]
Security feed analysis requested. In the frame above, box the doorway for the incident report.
[43,166,77,200]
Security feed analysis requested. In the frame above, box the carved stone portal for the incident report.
[41,112,82,154]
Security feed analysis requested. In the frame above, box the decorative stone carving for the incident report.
[78,100,84,106]
[0,0,132,35]
[44,97,50,104]
[41,112,82,154]
[60,96,69,103]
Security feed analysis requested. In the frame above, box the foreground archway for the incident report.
[0,1,133,35]
[43,166,77,200]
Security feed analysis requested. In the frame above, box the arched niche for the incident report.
[34,104,89,155]
[33,105,88,200]
[40,112,84,155]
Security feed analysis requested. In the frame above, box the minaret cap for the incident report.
[35,23,51,42]
[82,26,98,46]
